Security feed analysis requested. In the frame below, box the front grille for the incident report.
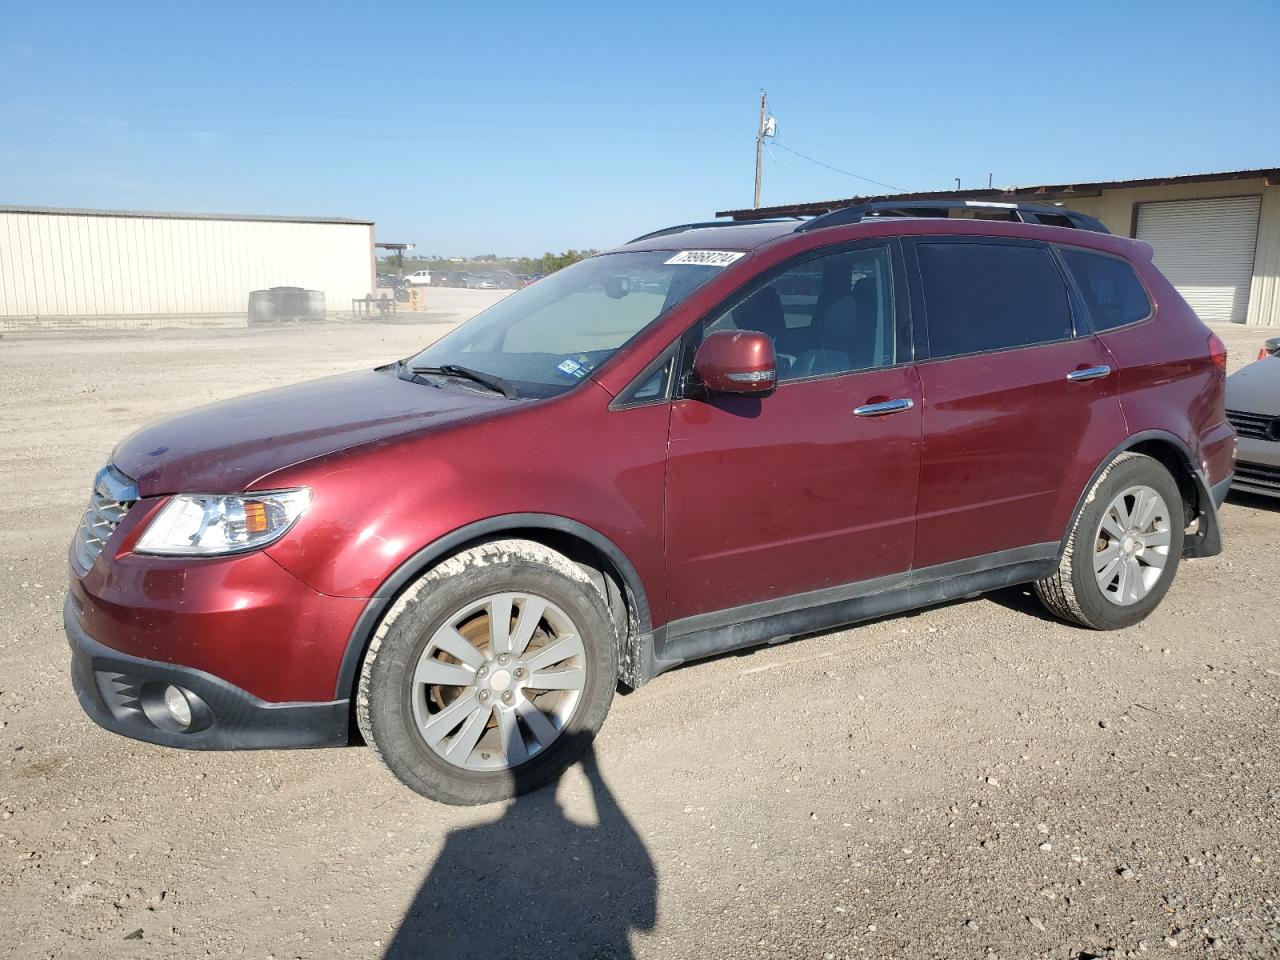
[1233,461,1280,495]
[73,466,139,570]
[1226,409,1278,442]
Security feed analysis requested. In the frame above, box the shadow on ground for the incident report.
[1226,489,1280,512]
[385,738,655,960]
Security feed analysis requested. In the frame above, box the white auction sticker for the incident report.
[664,250,746,267]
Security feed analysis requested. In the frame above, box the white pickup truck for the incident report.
[404,269,432,286]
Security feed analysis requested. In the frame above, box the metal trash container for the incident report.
[247,287,326,324]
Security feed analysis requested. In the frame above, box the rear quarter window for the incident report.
[1057,247,1152,331]
[915,241,1072,359]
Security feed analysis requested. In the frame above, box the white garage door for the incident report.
[1135,196,1260,324]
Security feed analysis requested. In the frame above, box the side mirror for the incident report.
[692,330,777,396]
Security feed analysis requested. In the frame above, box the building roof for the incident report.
[718,166,1280,221]
[0,204,373,226]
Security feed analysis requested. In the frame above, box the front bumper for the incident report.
[1231,435,1280,498]
[1232,461,1280,498]
[67,595,350,750]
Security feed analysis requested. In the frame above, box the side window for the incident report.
[916,241,1072,359]
[1058,247,1152,331]
[703,244,896,382]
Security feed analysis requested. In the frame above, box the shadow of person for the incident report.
[385,735,655,960]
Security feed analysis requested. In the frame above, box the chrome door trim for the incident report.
[853,398,915,417]
[1065,365,1112,382]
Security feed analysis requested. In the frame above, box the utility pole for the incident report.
[754,91,775,209]
[752,92,762,208]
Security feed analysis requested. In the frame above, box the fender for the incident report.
[1061,429,1222,562]
[332,513,653,700]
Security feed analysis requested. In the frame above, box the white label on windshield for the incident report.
[665,250,745,267]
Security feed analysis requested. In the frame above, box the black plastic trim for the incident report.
[333,513,654,700]
[645,542,1059,680]
[66,596,349,750]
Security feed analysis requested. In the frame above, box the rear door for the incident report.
[905,236,1127,570]
[663,240,922,623]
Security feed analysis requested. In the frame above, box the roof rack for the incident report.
[795,200,1109,234]
[627,218,796,244]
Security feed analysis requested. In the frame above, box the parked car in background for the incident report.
[1257,336,1280,360]
[1226,352,1280,497]
[465,273,500,290]
[66,200,1233,805]
[405,269,433,286]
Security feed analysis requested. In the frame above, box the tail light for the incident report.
[1261,346,1272,361]
[1208,332,1227,374]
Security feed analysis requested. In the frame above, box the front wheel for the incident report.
[357,539,618,805]
[1035,452,1185,630]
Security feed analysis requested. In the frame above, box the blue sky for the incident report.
[2,0,1277,255]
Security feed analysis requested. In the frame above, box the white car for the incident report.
[404,270,432,286]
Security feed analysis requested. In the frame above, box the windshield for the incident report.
[405,251,725,397]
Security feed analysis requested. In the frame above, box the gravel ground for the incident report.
[0,309,1276,960]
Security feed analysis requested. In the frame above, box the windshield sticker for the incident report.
[556,358,588,379]
[664,250,746,267]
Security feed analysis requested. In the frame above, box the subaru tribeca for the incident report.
[66,201,1236,804]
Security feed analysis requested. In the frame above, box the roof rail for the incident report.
[628,218,796,244]
[794,200,1109,234]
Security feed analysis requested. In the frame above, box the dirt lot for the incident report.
[0,308,1277,959]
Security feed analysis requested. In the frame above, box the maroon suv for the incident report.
[67,201,1236,804]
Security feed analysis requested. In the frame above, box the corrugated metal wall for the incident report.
[0,210,374,318]
[1060,178,1279,326]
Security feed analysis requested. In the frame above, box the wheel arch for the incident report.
[1062,430,1222,562]
[334,514,653,705]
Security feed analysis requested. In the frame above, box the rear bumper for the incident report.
[66,595,349,750]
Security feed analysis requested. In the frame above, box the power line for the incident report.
[772,142,903,192]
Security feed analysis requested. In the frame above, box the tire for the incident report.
[1035,452,1185,630]
[357,539,618,805]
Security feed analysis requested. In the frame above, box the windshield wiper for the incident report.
[408,363,519,400]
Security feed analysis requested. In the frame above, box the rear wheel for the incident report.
[357,539,618,805]
[1035,452,1184,629]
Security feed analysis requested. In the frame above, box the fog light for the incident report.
[163,685,193,728]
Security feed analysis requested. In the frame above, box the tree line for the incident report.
[378,249,598,276]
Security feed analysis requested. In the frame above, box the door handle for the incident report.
[1065,365,1111,382]
[853,398,914,417]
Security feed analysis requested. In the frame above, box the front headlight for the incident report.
[135,489,311,556]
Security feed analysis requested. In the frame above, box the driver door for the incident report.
[663,241,922,624]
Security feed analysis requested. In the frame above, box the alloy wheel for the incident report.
[410,592,587,771]
[1093,484,1173,606]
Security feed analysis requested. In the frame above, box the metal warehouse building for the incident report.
[0,205,375,323]
[722,167,1280,327]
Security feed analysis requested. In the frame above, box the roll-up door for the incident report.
[1135,196,1260,324]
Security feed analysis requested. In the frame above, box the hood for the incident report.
[112,368,510,496]
[1226,355,1280,416]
